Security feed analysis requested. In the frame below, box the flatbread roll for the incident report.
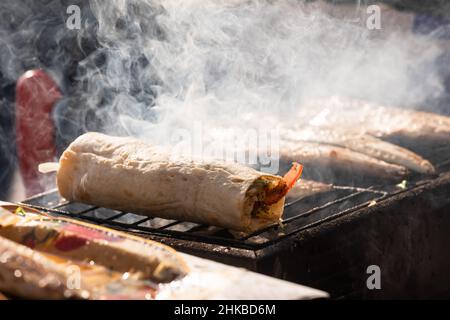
[57,132,300,231]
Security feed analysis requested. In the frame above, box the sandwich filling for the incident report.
[247,162,303,220]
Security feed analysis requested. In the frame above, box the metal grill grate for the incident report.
[21,186,388,250]
[20,157,450,251]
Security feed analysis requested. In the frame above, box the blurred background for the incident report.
[1,0,449,201]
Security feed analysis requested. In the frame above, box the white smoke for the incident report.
[83,0,444,164]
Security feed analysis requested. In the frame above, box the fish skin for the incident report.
[280,140,408,185]
[297,96,450,148]
[280,127,436,175]
[286,179,333,201]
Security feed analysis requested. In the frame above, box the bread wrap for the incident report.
[57,132,290,231]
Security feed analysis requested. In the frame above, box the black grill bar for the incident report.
[158,221,183,230]
[104,212,128,221]
[131,217,151,226]
[20,185,390,250]
[238,187,387,241]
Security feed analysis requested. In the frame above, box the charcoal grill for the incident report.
[20,157,450,299]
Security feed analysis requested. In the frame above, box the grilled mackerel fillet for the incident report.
[280,141,408,184]
[280,127,435,174]
[297,96,450,151]
[286,179,333,201]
